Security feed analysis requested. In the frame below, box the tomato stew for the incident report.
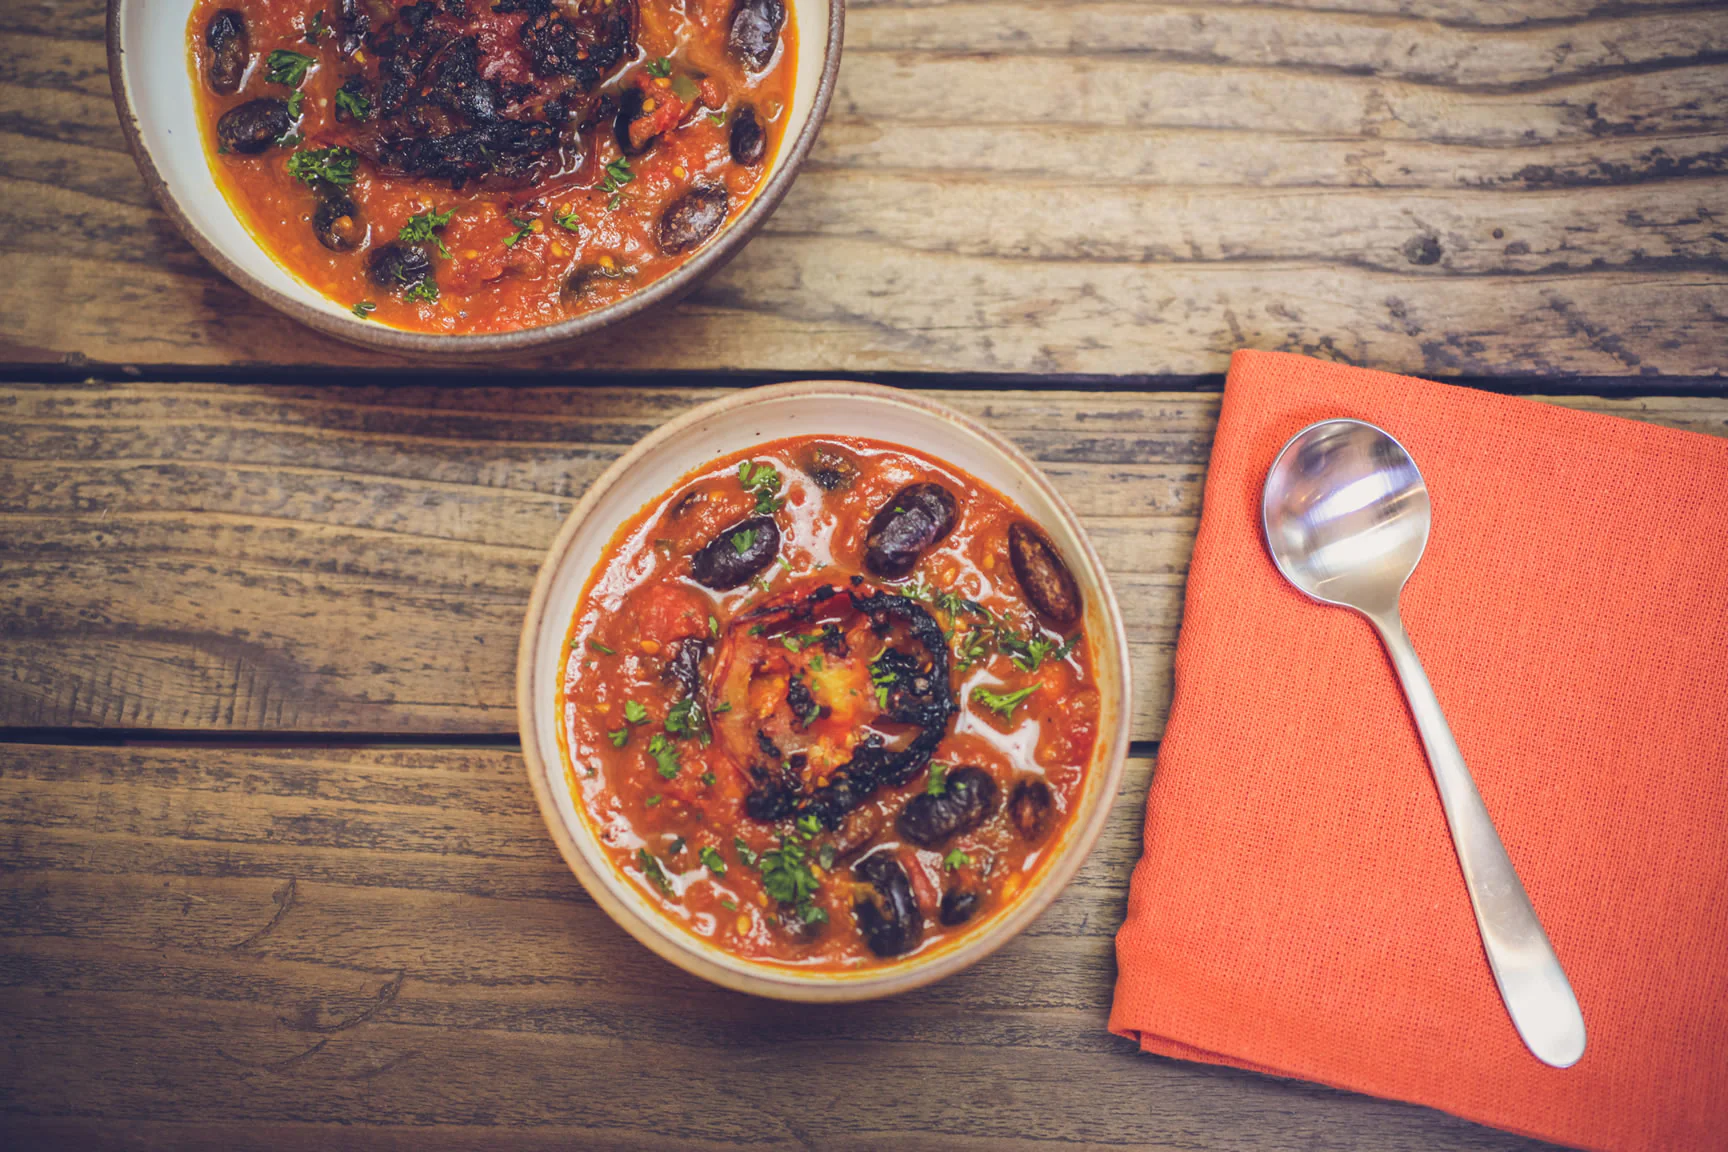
[558,437,1101,969]
[187,0,795,333]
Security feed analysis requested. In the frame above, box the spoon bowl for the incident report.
[1263,419,1430,614]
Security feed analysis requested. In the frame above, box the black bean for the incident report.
[205,9,249,95]
[367,243,433,290]
[864,483,958,580]
[729,104,766,165]
[853,852,921,958]
[661,638,706,697]
[310,180,366,252]
[657,185,728,255]
[897,766,997,847]
[1007,777,1054,843]
[690,515,779,590]
[939,888,979,926]
[1008,522,1082,628]
[727,0,785,70]
[216,99,292,155]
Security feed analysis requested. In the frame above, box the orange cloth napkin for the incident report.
[1110,351,1728,1151]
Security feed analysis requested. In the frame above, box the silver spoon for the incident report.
[1262,418,1586,1069]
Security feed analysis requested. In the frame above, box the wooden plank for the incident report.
[1,1,1723,375]
[6,383,1728,736]
[0,742,1559,1150]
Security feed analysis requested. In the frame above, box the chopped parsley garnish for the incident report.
[708,111,726,126]
[796,902,829,925]
[553,204,581,233]
[665,695,705,740]
[351,300,376,318]
[645,793,662,806]
[285,90,305,119]
[600,157,633,208]
[287,146,358,187]
[759,838,821,910]
[636,847,673,894]
[736,460,783,514]
[402,278,439,303]
[607,727,629,748]
[647,733,681,779]
[943,849,973,872]
[399,209,454,257]
[973,683,1039,720]
[587,638,615,655]
[720,898,737,911]
[794,812,822,839]
[733,837,759,869]
[700,770,716,786]
[503,215,535,247]
[729,527,757,554]
[708,615,719,637]
[623,699,649,725]
[304,9,327,43]
[645,56,673,78]
[699,845,727,875]
[927,761,949,796]
[265,48,315,88]
[334,86,370,120]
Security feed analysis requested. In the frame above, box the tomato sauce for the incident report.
[558,437,1101,970]
[186,0,795,333]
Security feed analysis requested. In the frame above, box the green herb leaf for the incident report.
[730,528,757,554]
[736,460,783,514]
[286,146,358,187]
[759,839,820,906]
[305,9,327,43]
[665,695,704,739]
[972,683,1039,720]
[943,848,973,872]
[927,761,949,796]
[796,901,828,925]
[350,300,376,318]
[645,56,673,78]
[266,48,315,88]
[646,793,662,806]
[700,770,716,786]
[795,813,822,839]
[402,278,439,303]
[600,157,633,206]
[708,615,719,637]
[699,845,728,875]
[720,897,737,910]
[647,733,681,779]
[333,86,371,120]
[503,215,535,248]
[734,837,759,869]
[607,727,629,748]
[636,847,673,894]
[708,111,726,126]
[587,637,615,655]
[623,699,649,725]
[285,89,305,119]
[553,204,581,233]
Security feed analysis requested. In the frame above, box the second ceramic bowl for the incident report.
[517,381,1133,1000]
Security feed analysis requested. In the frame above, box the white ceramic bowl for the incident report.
[517,381,1133,1000]
[106,0,843,354]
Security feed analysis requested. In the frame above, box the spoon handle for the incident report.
[1369,610,1587,1069]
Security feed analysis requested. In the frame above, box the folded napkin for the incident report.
[1110,351,1728,1151]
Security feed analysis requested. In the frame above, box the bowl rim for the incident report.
[105,0,846,356]
[515,380,1134,1001]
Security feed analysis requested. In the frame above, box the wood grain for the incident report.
[2,0,1723,374]
[0,741,1562,1151]
[5,382,1728,737]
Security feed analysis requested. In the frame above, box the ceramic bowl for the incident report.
[517,381,1133,1000]
[106,0,843,355]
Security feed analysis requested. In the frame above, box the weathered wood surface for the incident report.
[3,0,1725,375]
[7,382,1728,737]
[0,741,1561,1150]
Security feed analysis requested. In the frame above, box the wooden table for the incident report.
[2,0,1724,1147]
